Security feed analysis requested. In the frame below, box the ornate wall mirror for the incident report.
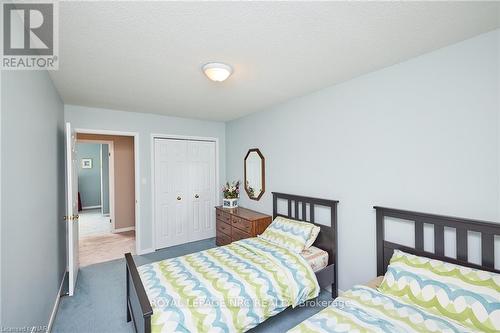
[244,148,265,200]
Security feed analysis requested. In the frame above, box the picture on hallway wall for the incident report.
[81,158,93,169]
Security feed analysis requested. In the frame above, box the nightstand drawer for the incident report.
[216,232,231,246]
[231,216,252,234]
[216,210,231,224]
[232,226,251,241]
[216,219,231,236]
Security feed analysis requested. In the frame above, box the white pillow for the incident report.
[259,216,312,253]
[305,225,321,248]
[264,216,320,249]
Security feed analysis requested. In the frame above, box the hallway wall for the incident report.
[76,143,102,208]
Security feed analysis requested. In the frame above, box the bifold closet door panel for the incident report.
[154,139,190,249]
[188,141,216,241]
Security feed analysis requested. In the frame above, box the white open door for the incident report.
[65,122,79,295]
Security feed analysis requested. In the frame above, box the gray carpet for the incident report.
[52,238,333,333]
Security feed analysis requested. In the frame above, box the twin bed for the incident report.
[289,206,500,333]
[125,194,500,333]
[125,192,338,333]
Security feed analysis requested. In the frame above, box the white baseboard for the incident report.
[82,205,101,210]
[136,247,155,255]
[47,272,66,332]
[112,226,135,233]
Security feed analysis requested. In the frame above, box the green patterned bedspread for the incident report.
[137,237,320,333]
[288,285,470,333]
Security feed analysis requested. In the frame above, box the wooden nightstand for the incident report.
[215,206,272,246]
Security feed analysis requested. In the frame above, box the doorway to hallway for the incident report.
[76,135,136,266]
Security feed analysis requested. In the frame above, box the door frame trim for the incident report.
[77,139,116,231]
[75,128,141,253]
[151,133,220,251]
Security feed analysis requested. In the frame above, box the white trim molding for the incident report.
[136,247,155,256]
[82,205,102,210]
[47,272,67,332]
[112,226,135,233]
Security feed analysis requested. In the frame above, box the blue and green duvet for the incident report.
[288,285,470,333]
[137,237,320,333]
[289,248,500,333]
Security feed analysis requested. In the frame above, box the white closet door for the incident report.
[188,141,216,241]
[154,139,189,249]
[154,138,216,250]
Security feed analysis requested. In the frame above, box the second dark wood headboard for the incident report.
[375,206,500,276]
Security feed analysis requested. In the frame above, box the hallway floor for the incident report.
[79,230,135,267]
[78,209,135,267]
[79,209,111,236]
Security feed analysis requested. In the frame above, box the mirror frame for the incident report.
[244,148,265,201]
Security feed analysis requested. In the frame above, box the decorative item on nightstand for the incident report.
[222,180,240,208]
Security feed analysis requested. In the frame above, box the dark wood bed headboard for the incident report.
[272,192,338,266]
[375,206,500,276]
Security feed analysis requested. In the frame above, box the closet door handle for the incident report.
[194,194,199,199]
[177,196,182,201]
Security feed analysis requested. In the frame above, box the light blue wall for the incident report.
[1,64,65,326]
[101,144,110,214]
[65,105,226,253]
[226,29,500,291]
[76,143,102,208]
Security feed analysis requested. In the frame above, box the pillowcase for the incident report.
[379,249,500,332]
[305,225,321,249]
[270,216,321,249]
[259,216,316,253]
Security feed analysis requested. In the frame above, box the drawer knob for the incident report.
[177,196,181,201]
[195,194,199,198]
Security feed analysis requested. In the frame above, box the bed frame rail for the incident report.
[125,253,152,333]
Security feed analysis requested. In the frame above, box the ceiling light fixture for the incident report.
[202,62,233,82]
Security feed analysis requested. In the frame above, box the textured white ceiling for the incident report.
[50,1,500,121]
